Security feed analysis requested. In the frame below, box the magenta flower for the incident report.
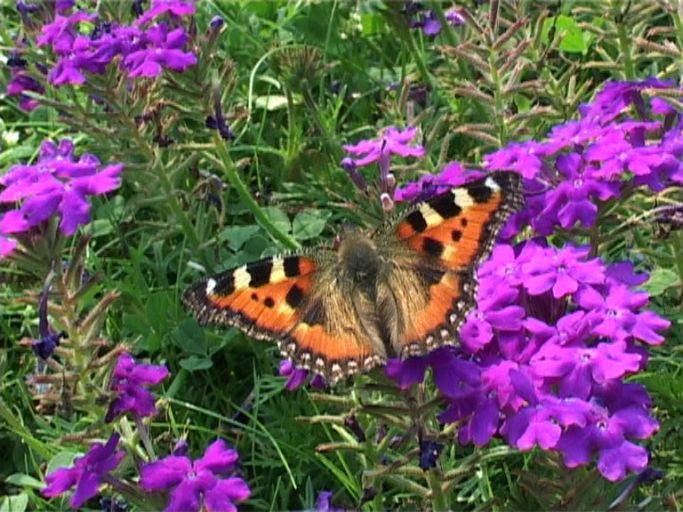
[42,433,125,508]
[0,139,123,257]
[393,161,484,202]
[140,439,250,512]
[6,68,44,111]
[342,126,425,168]
[105,352,169,422]
[278,359,326,390]
[123,23,197,78]
[521,245,605,298]
[137,0,196,25]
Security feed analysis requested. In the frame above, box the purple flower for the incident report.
[522,245,605,298]
[105,352,169,422]
[123,23,197,78]
[315,491,343,512]
[140,439,250,512]
[278,359,326,390]
[575,284,670,345]
[32,284,64,359]
[136,0,196,25]
[342,126,425,168]
[6,68,44,111]
[484,141,553,178]
[37,12,98,54]
[394,161,484,202]
[42,433,125,508]
[0,139,123,257]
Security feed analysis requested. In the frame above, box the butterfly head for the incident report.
[337,230,382,290]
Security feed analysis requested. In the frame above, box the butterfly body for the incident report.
[183,172,523,384]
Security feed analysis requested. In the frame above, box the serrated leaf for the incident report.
[219,225,261,251]
[292,210,332,241]
[180,355,213,371]
[643,268,680,296]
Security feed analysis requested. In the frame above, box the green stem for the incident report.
[427,468,448,511]
[212,135,301,250]
[614,3,635,79]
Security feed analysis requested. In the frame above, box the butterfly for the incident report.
[183,172,523,384]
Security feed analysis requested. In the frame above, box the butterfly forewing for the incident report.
[381,172,523,357]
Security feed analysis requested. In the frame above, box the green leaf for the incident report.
[360,12,385,35]
[292,210,332,241]
[46,451,80,475]
[542,15,589,54]
[0,494,28,512]
[179,355,214,372]
[5,473,43,490]
[262,207,291,234]
[219,225,261,251]
[254,95,290,111]
[643,268,681,296]
[169,318,207,355]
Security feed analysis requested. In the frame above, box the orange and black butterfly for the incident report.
[183,172,524,384]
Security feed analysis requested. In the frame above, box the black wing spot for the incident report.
[264,297,275,308]
[460,217,468,227]
[431,194,462,218]
[284,256,300,277]
[215,275,235,296]
[451,229,462,241]
[465,182,493,203]
[405,210,428,233]
[251,293,259,301]
[247,260,273,287]
[285,284,305,308]
[422,237,445,258]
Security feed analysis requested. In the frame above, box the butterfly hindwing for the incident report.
[182,252,386,383]
[381,172,523,357]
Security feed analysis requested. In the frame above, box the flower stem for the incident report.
[212,134,301,250]
[427,468,448,511]
[135,416,156,460]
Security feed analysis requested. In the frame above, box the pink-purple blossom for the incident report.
[42,433,125,508]
[105,352,169,422]
[0,138,123,257]
[140,439,250,512]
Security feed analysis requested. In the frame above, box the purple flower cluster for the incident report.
[34,0,196,86]
[483,79,683,235]
[387,241,667,480]
[105,352,169,422]
[140,439,251,512]
[405,3,466,36]
[0,138,123,258]
[42,434,250,511]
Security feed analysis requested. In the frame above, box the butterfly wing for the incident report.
[377,172,523,357]
[182,252,386,383]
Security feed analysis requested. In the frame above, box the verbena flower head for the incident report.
[342,125,425,197]
[105,352,169,422]
[140,439,250,512]
[34,2,197,86]
[386,237,668,480]
[42,433,125,508]
[0,138,123,257]
[406,3,466,36]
